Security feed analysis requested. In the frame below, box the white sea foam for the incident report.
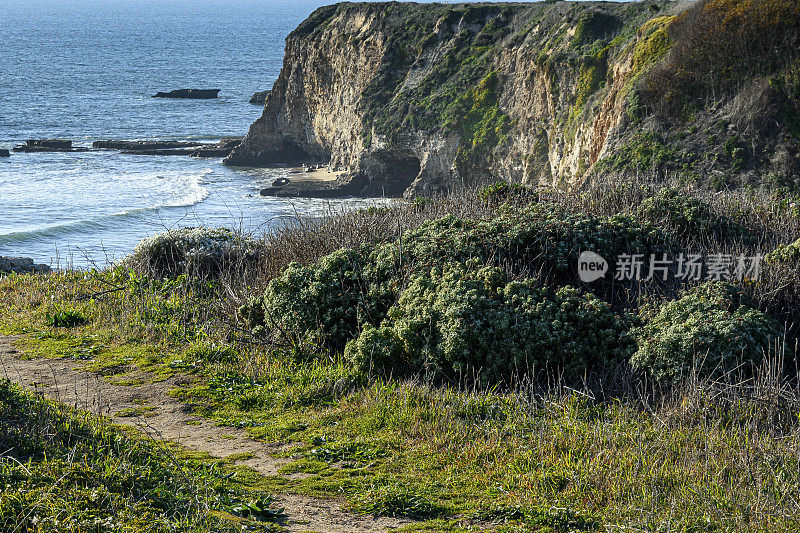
[160,168,213,208]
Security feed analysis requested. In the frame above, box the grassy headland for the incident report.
[3,0,800,529]
[3,182,800,531]
[0,378,283,532]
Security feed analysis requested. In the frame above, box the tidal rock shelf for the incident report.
[260,180,360,198]
[92,140,204,151]
[259,166,368,198]
[8,138,241,158]
[93,138,242,158]
[13,140,89,153]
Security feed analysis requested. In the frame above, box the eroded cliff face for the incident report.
[225,1,673,196]
[227,1,797,197]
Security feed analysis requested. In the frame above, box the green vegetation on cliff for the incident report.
[599,0,800,187]
[445,71,513,176]
[340,1,658,182]
[231,0,799,193]
[5,2,800,530]
[0,380,281,532]
[5,183,800,530]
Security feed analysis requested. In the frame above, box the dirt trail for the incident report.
[0,336,410,533]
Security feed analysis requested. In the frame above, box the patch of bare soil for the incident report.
[0,336,411,533]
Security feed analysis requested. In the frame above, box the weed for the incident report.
[45,309,86,328]
[351,481,449,519]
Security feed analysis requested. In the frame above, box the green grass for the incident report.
[3,184,800,531]
[0,379,283,532]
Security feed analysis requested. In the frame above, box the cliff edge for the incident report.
[226,0,800,196]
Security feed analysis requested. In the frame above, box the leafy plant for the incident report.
[345,264,634,384]
[227,496,284,522]
[46,308,86,328]
[631,282,781,383]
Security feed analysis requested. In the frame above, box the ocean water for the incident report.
[0,0,391,268]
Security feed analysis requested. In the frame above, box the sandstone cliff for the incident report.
[226,1,800,196]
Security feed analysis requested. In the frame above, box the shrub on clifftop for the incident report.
[631,282,781,383]
[239,246,399,352]
[130,227,262,278]
[637,188,750,244]
[345,264,634,384]
[240,204,671,362]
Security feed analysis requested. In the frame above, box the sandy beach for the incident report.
[286,166,346,182]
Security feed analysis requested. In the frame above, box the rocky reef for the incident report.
[93,138,241,157]
[226,1,800,197]
[13,140,88,153]
[0,257,51,275]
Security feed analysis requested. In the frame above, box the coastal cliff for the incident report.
[226,1,800,196]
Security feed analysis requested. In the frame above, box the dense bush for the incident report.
[637,188,749,243]
[129,227,262,278]
[477,181,534,203]
[239,246,399,352]
[491,205,672,275]
[631,282,781,383]
[398,204,672,278]
[241,205,670,362]
[345,264,634,384]
[765,238,800,266]
[243,201,797,388]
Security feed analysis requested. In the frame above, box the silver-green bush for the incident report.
[129,227,261,277]
[345,264,634,384]
[239,246,398,351]
[631,282,781,383]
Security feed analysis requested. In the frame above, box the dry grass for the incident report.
[4,180,800,529]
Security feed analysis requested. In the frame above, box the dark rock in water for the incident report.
[152,89,221,99]
[12,140,88,153]
[190,137,242,158]
[249,90,269,105]
[224,139,310,167]
[120,148,198,156]
[93,138,242,158]
[0,257,51,275]
[28,139,71,149]
[93,140,204,151]
[260,173,370,198]
[0,149,9,157]
[272,177,290,187]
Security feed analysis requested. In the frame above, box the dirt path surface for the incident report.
[0,336,410,533]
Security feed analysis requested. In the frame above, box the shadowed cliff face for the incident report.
[226,1,800,196]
